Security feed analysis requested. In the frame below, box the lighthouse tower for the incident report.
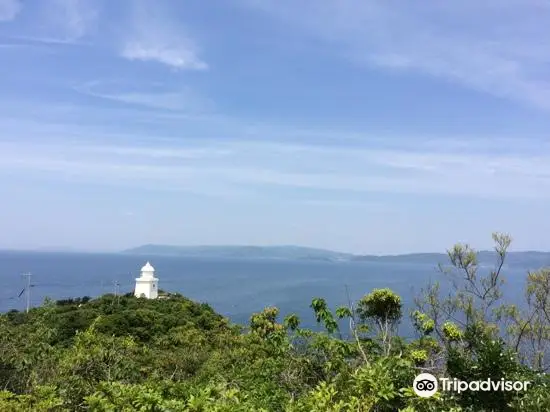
[134,262,159,299]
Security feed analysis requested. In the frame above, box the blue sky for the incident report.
[1,0,550,254]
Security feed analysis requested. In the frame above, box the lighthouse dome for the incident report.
[141,262,155,272]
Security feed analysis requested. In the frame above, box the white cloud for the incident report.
[243,0,550,110]
[2,0,98,44]
[0,0,21,21]
[57,0,97,39]
[75,80,214,112]
[38,0,98,42]
[1,138,549,200]
[82,145,233,160]
[121,3,207,70]
[122,42,207,70]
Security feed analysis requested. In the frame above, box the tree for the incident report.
[356,288,402,356]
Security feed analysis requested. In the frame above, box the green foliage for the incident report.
[1,233,550,410]
[356,288,403,356]
[412,310,435,335]
[310,298,339,334]
[410,349,429,365]
[283,314,301,332]
[250,307,285,339]
[335,306,353,319]
[446,324,527,411]
[0,386,64,412]
[357,288,403,325]
[508,374,550,411]
[442,321,463,342]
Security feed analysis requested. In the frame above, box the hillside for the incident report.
[122,244,354,261]
[2,278,550,410]
[353,250,550,269]
[122,244,550,268]
[2,232,550,410]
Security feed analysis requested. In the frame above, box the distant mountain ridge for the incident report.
[121,245,550,267]
[122,245,353,261]
[351,251,550,268]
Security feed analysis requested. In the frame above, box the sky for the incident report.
[1,0,550,254]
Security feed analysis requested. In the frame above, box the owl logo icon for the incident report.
[413,373,438,397]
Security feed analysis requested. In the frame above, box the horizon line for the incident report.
[2,244,550,258]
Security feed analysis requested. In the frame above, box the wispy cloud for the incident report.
[0,0,98,44]
[122,42,207,70]
[0,137,548,200]
[49,0,98,41]
[82,145,233,160]
[120,2,207,70]
[0,1,204,66]
[0,0,21,21]
[16,0,97,45]
[243,0,550,110]
[1,35,85,46]
[75,80,214,112]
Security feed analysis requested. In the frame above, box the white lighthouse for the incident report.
[134,262,159,299]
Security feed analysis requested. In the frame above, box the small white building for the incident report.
[134,261,159,299]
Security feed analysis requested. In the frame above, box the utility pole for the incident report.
[112,280,121,307]
[22,272,32,313]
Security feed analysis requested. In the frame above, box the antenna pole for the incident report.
[23,273,32,313]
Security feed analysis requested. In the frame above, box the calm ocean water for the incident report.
[0,251,535,336]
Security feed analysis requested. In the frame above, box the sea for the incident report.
[0,250,544,337]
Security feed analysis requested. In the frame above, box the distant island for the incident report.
[122,245,353,261]
[121,245,550,267]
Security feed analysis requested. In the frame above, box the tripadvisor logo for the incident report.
[413,373,438,398]
[413,373,531,398]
